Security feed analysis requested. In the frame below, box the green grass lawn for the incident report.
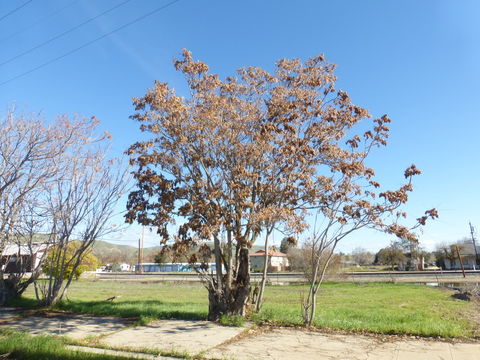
[0,330,138,360]
[12,281,479,339]
[257,282,477,338]
[13,281,209,324]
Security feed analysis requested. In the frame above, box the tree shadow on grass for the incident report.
[5,296,38,308]
[54,299,208,321]
[7,297,208,321]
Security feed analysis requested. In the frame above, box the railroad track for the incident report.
[90,270,480,284]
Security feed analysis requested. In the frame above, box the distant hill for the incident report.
[92,240,137,265]
[92,240,137,254]
[92,240,164,264]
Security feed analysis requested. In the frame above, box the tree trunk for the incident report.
[304,256,320,326]
[207,247,250,320]
[213,234,223,291]
[0,276,16,305]
[225,230,233,300]
[304,248,335,326]
[207,288,229,321]
[255,229,272,312]
[44,283,62,306]
[231,247,250,314]
[308,287,317,326]
[0,273,6,306]
[38,277,63,307]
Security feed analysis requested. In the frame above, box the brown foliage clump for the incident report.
[125,50,436,320]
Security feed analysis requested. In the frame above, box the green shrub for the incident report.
[219,314,245,327]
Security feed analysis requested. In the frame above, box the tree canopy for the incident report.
[126,50,437,320]
[42,242,100,280]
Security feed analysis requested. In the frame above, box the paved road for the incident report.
[91,270,480,284]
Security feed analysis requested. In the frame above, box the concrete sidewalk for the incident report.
[208,328,480,360]
[1,312,479,359]
[0,312,127,339]
[98,320,480,359]
[0,307,23,321]
[101,319,245,354]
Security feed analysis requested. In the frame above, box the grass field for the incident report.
[0,330,138,360]
[11,281,478,338]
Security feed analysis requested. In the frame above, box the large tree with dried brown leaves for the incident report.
[126,50,436,320]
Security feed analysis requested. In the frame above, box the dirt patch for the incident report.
[452,285,480,302]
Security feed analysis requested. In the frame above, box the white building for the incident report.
[119,263,131,271]
[250,250,289,272]
[444,243,480,270]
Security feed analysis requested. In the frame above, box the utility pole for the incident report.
[455,245,466,278]
[137,237,141,273]
[137,227,144,274]
[140,227,144,274]
[469,222,480,268]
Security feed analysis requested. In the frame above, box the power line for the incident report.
[0,0,79,44]
[0,0,181,87]
[0,0,133,68]
[0,0,34,23]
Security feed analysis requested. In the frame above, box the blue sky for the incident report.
[1,0,479,252]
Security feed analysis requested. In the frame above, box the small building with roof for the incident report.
[1,243,50,274]
[444,242,480,270]
[250,249,289,272]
